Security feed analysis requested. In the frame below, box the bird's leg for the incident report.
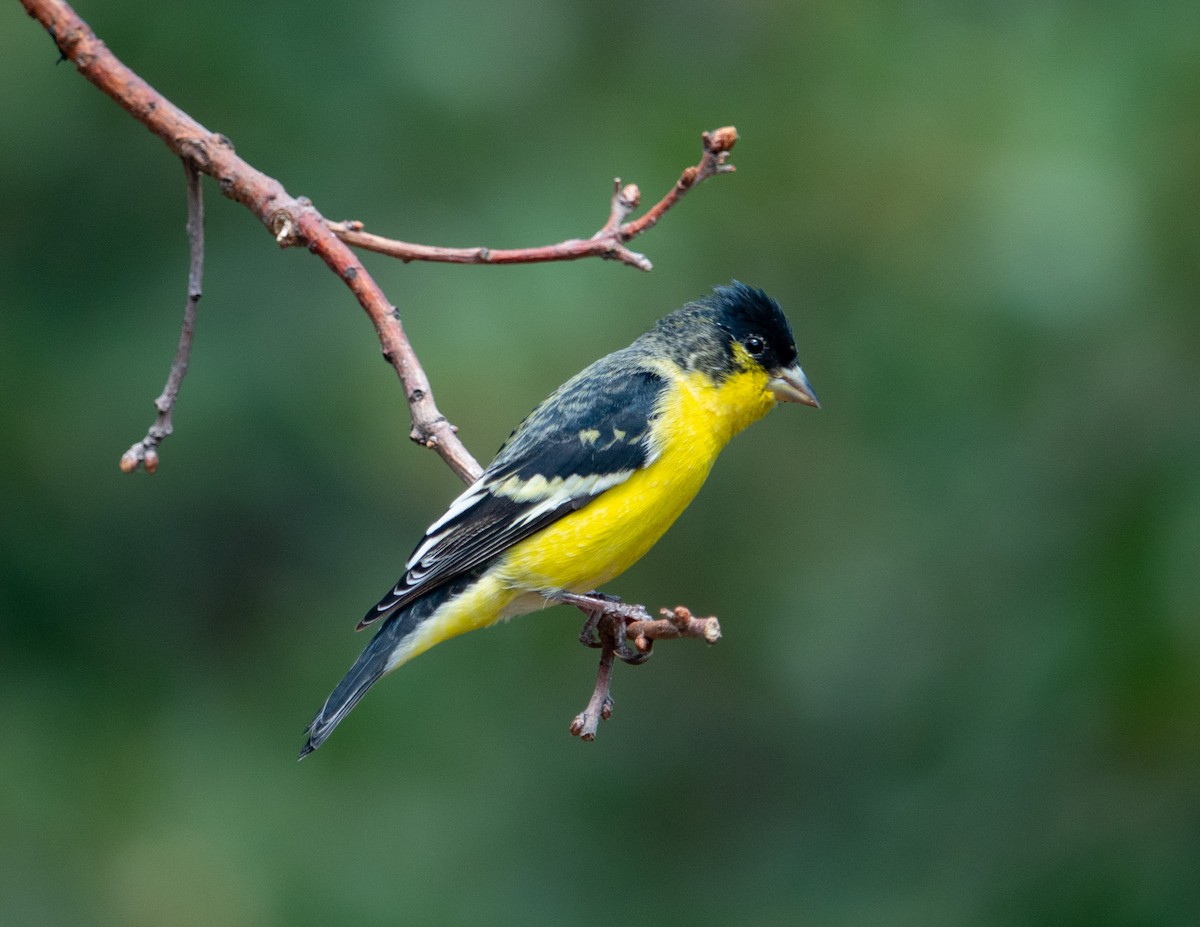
[567,600,648,739]
[555,591,656,741]
[563,591,621,648]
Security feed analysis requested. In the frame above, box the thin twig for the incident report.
[120,159,204,474]
[571,644,616,742]
[326,128,738,273]
[618,126,738,240]
[627,605,723,651]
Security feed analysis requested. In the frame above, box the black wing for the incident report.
[358,362,663,628]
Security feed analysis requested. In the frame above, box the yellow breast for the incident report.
[496,364,776,594]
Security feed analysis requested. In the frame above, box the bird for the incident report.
[299,281,818,756]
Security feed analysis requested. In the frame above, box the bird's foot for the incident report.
[554,592,723,742]
[556,590,652,741]
[569,591,618,647]
[559,590,651,665]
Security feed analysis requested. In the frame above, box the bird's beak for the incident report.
[768,363,820,408]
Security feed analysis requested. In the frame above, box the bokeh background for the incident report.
[3,1,1199,924]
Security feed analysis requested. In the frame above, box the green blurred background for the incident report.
[3,1,1199,924]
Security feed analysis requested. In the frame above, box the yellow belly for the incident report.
[498,439,714,593]
[496,364,775,594]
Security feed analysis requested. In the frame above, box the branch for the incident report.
[119,159,203,474]
[327,127,738,273]
[22,0,482,482]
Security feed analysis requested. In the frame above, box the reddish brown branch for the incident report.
[285,205,483,482]
[23,0,734,482]
[22,0,482,482]
[326,128,738,272]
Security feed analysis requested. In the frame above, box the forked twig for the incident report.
[327,127,738,273]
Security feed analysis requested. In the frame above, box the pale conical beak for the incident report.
[768,363,820,408]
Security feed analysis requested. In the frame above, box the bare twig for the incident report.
[326,127,738,273]
[572,647,616,741]
[628,605,723,650]
[560,594,722,741]
[619,126,738,239]
[119,159,204,474]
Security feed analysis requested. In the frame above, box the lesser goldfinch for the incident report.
[300,281,818,756]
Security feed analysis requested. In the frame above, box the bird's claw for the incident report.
[578,610,604,648]
[572,591,624,648]
[613,631,650,665]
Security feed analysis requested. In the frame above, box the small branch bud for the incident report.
[705,125,739,153]
[272,214,297,245]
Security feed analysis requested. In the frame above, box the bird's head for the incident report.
[656,281,820,408]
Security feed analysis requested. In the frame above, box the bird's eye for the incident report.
[744,335,766,356]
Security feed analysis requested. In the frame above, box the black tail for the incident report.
[299,579,468,758]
